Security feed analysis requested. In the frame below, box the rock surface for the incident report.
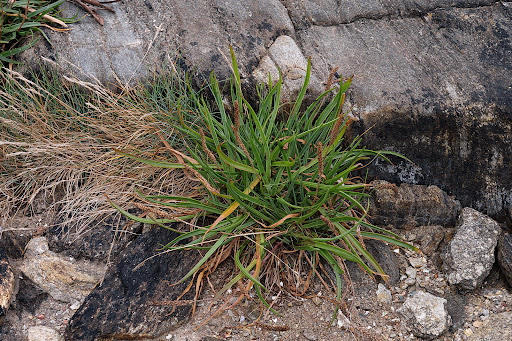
[27,326,63,341]
[369,180,461,228]
[253,35,321,103]
[17,1,512,218]
[497,232,512,287]
[398,290,452,339]
[441,208,501,290]
[0,246,15,322]
[20,237,104,303]
[403,225,446,255]
[64,225,198,341]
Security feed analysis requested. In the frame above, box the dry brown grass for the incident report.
[0,67,197,240]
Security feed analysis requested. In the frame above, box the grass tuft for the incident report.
[112,48,418,319]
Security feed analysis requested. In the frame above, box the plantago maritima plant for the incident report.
[111,47,417,320]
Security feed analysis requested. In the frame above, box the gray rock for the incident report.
[17,1,512,218]
[497,233,512,287]
[298,3,512,216]
[398,290,452,339]
[65,225,199,340]
[283,0,496,26]
[20,237,104,303]
[467,312,512,341]
[369,180,461,228]
[253,35,322,103]
[441,208,501,290]
[20,0,294,86]
[27,326,64,341]
[376,283,392,305]
[404,225,446,256]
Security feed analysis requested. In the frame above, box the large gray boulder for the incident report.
[18,1,511,217]
[441,207,501,290]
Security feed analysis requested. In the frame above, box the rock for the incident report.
[497,233,512,287]
[0,246,15,322]
[19,0,294,86]
[398,290,452,340]
[337,311,350,329]
[364,239,400,285]
[47,213,139,261]
[444,293,468,330]
[253,35,322,103]
[369,181,461,228]
[20,237,104,303]
[27,326,64,341]
[303,329,318,340]
[15,278,48,314]
[441,208,501,290]
[65,225,199,340]
[16,1,512,219]
[376,283,392,305]
[404,225,445,255]
[298,3,512,216]
[467,312,512,341]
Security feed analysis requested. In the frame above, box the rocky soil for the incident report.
[1,181,511,341]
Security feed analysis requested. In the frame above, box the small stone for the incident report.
[405,278,417,286]
[376,283,392,305]
[303,329,318,340]
[406,267,417,279]
[28,326,64,341]
[398,290,452,339]
[441,208,501,290]
[21,237,103,303]
[464,328,474,337]
[337,311,350,329]
[70,301,80,310]
[312,296,322,306]
[409,257,427,268]
[473,320,483,328]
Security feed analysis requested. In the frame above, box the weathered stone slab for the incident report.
[282,0,496,26]
[298,3,511,216]
[65,225,198,340]
[22,0,294,85]
[20,237,104,303]
[369,180,461,228]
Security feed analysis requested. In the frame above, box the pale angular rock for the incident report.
[398,291,452,340]
[253,35,322,103]
[441,208,501,290]
[28,326,64,341]
[376,283,392,305]
[21,237,104,303]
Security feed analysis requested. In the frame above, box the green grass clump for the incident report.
[0,0,74,64]
[112,48,417,318]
